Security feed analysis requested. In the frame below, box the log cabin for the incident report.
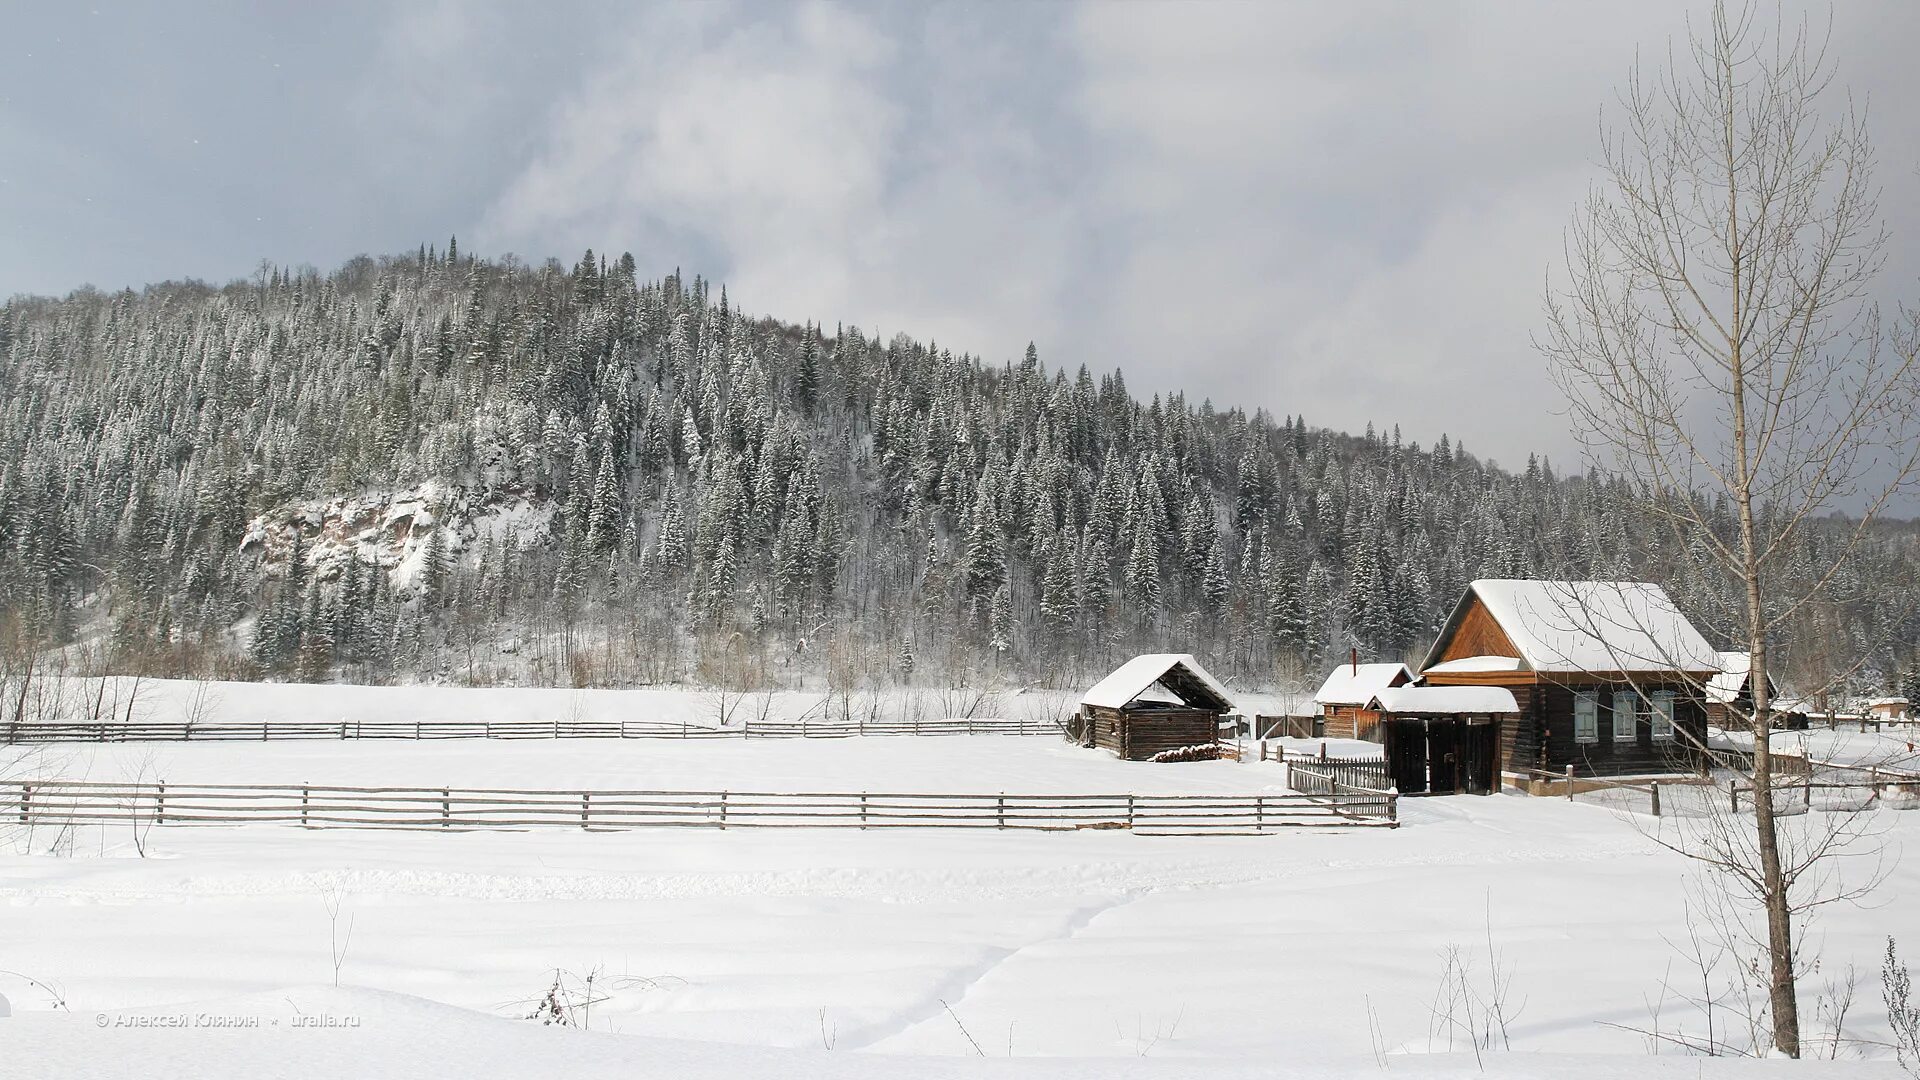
[1418,579,1719,785]
[1313,660,1413,740]
[1705,651,1809,730]
[1076,653,1235,761]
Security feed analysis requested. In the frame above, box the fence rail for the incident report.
[1,716,1063,744]
[0,779,1394,834]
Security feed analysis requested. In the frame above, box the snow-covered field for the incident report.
[1,681,1913,1077]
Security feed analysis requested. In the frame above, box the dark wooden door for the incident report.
[1427,720,1461,794]
[1464,721,1497,794]
[1386,719,1428,794]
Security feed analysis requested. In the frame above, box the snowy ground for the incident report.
[1,682,1914,1077]
[26,733,1286,796]
[29,676,1308,732]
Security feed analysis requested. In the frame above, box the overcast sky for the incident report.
[5,1,1918,476]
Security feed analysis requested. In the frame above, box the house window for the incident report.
[1574,691,1598,744]
[1613,690,1639,743]
[1651,690,1676,740]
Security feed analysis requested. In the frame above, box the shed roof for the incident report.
[1314,662,1414,706]
[1706,651,1751,704]
[1367,686,1520,715]
[1421,579,1719,675]
[1080,653,1234,712]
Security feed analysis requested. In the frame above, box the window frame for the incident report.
[1573,690,1599,744]
[1612,689,1640,743]
[1650,690,1676,741]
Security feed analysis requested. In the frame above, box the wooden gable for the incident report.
[1434,594,1523,665]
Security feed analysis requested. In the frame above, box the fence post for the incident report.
[156,782,166,826]
[301,785,310,828]
[20,782,30,825]
[1649,781,1660,818]
[997,793,1005,830]
[1126,793,1136,831]
[1563,764,1575,800]
[859,792,868,830]
[1256,795,1266,832]
[719,790,729,829]
[442,788,451,828]
[1729,779,1739,814]
[581,792,591,830]
[261,723,268,741]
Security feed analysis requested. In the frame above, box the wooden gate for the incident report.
[1383,717,1498,796]
[1426,720,1461,794]
[1386,719,1428,795]
[1463,721,1497,794]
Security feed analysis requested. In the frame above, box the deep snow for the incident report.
[2,679,1916,1076]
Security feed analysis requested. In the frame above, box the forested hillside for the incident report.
[2,245,1916,694]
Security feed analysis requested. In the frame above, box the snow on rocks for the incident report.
[238,479,554,591]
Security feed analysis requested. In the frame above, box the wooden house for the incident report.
[1363,686,1519,795]
[1419,579,1719,784]
[1313,660,1413,740]
[1076,653,1235,761]
[1706,652,1809,730]
[1867,697,1912,721]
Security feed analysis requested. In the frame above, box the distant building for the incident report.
[1705,651,1808,729]
[1075,653,1235,761]
[1313,659,1413,740]
[1867,697,1911,721]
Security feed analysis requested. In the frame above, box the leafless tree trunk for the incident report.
[1540,1,1920,1056]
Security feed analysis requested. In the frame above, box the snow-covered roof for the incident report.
[1422,580,1720,675]
[1313,662,1413,706]
[1424,655,1526,674]
[1706,651,1751,703]
[1080,654,1234,712]
[1366,686,1520,715]
[1867,697,1911,708]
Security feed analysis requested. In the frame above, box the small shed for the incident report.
[1077,653,1235,761]
[1868,697,1912,721]
[1364,686,1520,796]
[1313,660,1414,740]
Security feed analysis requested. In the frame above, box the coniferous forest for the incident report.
[2,244,1917,695]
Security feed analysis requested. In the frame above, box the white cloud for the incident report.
[472,0,1920,479]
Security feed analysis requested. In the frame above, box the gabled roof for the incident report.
[1367,686,1520,715]
[1421,579,1720,676]
[1314,662,1413,706]
[1081,653,1234,712]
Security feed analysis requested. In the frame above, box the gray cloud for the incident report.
[6,0,1918,480]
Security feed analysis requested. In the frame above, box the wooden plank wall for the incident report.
[1085,706,1221,761]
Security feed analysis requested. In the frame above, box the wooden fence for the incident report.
[1276,751,1395,820]
[1,715,1062,745]
[0,779,1395,834]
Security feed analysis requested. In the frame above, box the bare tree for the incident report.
[1540,2,1920,1055]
